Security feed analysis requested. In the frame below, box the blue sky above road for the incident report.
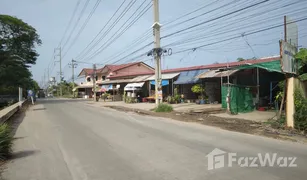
[0,0,306,84]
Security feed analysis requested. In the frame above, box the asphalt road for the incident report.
[3,99,307,180]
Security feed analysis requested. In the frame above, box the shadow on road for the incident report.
[10,150,40,160]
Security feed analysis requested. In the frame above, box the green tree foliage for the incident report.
[295,48,307,81]
[237,57,245,62]
[294,89,307,133]
[0,14,41,93]
[50,81,77,97]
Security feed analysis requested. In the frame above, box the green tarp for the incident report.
[221,85,255,114]
[236,60,282,73]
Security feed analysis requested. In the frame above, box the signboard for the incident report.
[27,90,34,97]
[280,40,297,74]
[286,16,298,47]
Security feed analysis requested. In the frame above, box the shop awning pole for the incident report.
[257,67,260,104]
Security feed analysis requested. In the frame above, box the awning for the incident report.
[146,73,180,81]
[124,82,145,91]
[130,75,152,82]
[150,80,169,86]
[235,60,282,73]
[197,69,239,79]
[174,69,207,85]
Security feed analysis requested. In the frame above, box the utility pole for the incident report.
[93,63,97,102]
[54,47,63,97]
[153,0,162,105]
[69,59,77,87]
[69,59,77,97]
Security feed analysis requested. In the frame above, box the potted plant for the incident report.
[191,84,206,104]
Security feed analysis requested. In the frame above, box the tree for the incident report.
[0,14,41,93]
[295,48,307,81]
[237,57,245,62]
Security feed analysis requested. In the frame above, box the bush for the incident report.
[294,89,307,133]
[124,96,137,103]
[0,124,13,160]
[154,104,173,112]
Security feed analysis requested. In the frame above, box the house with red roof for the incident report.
[76,62,154,99]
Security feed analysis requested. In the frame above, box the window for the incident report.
[86,77,91,82]
[102,76,106,80]
[95,76,98,81]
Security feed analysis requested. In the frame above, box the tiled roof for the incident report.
[80,68,104,76]
[105,62,140,72]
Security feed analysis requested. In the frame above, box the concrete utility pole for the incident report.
[59,47,62,97]
[54,47,63,97]
[69,59,77,97]
[93,63,97,102]
[69,59,77,88]
[153,0,162,105]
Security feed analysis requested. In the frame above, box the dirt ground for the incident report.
[105,105,307,143]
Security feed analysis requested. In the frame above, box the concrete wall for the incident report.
[0,101,25,124]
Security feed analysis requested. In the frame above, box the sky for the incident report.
[0,0,306,86]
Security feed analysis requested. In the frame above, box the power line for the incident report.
[76,0,137,61]
[74,0,127,60]
[163,2,306,48]
[99,0,243,67]
[83,1,153,63]
[61,0,91,51]
[163,0,222,27]
[105,0,305,67]
[58,0,82,47]
[172,17,307,55]
[161,0,270,40]
[163,0,239,30]
[62,0,103,59]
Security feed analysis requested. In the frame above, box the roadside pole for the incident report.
[93,64,97,102]
[54,47,63,97]
[59,47,63,97]
[69,59,77,97]
[153,0,162,105]
[18,87,22,107]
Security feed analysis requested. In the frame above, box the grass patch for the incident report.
[0,124,13,160]
[154,104,173,112]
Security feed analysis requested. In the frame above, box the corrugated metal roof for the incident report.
[97,75,151,85]
[174,69,207,85]
[130,75,152,82]
[146,73,180,81]
[197,69,239,79]
[162,56,280,73]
